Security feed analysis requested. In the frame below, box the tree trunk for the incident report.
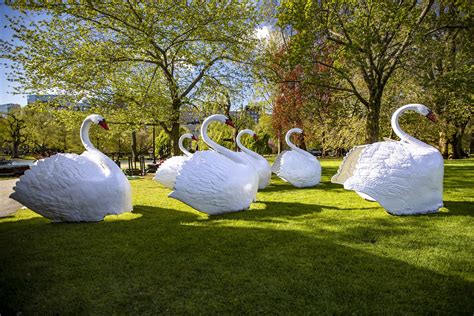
[365,100,381,144]
[131,130,138,162]
[170,100,181,156]
[438,130,449,158]
[11,142,19,158]
[171,121,181,156]
[452,125,467,159]
[299,133,307,150]
[234,128,239,151]
[470,130,474,156]
[152,126,156,163]
[277,132,283,154]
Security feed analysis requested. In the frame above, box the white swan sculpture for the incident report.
[10,114,132,222]
[236,129,271,189]
[153,133,198,189]
[332,104,443,215]
[169,114,259,215]
[272,128,321,187]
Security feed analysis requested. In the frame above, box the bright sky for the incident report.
[0,3,47,106]
[0,3,25,105]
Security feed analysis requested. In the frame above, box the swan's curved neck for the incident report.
[80,118,99,152]
[285,129,309,156]
[179,134,192,157]
[236,130,260,160]
[80,117,118,174]
[391,105,423,144]
[201,116,246,164]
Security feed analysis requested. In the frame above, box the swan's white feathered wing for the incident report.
[238,152,271,189]
[10,152,132,222]
[169,151,258,215]
[338,141,443,215]
[271,150,287,178]
[153,156,188,189]
[331,145,367,185]
[272,151,321,187]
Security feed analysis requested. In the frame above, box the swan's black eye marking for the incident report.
[426,111,438,123]
[98,119,110,130]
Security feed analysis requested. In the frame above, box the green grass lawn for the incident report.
[1,159,473,314]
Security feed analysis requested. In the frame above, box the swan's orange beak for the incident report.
[191,135,198,141]
[225,118,235,128]
[426,111,438,123]
[98,120,109,130]
[253,134,259,140]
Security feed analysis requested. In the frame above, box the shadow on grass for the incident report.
[0,204,472,314]
[437,200,474,217]
[208,200,335,221]
[262,180,342,194]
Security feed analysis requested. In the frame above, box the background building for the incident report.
[27,94,90,111]
[0,103,21,117]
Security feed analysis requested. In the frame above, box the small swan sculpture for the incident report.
[332,104,443,215]
[169,114,259,215]
[153,133,198,189]
[10,114,132,222]
[272,128,321,187]
[236,129,271,189]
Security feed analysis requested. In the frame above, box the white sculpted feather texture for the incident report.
[272,151,321,187]
[169,151,258,215]
[153,156,187,189]
[331,104,444,215]
[11,152,132,222]
[10,115,132,222]
[272,128,321,188]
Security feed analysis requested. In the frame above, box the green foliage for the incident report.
[155,129,171,158]
[412,0,473,158]
[0,107,28,157]
[274,0,441,143]
[1,159,473,313]
[2,1,260,155]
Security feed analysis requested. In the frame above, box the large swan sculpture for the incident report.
[331,104,443,215]
[236,129,271,189]
[153,133,198,189]
[169,114,259,215]
[10,114,132,222]
[272,128,321,187]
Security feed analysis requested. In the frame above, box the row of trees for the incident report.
[261,0,472,158]
[1,0,472,158]
[0,104,274,158]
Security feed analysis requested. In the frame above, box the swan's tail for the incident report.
[9,159,50,208]
[331,145,366,185]
[271,150,287,175]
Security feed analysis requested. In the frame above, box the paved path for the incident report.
[0,179,22,217]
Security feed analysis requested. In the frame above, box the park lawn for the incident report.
[0,159,473,314]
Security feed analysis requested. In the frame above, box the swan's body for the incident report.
[10,115,132,222]
[236,129,271,189]
[169,115,258,215]
[153,133,197,189]
[272,128,321,187]
[332,104,443,215]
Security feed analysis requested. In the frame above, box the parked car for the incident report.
[308,149,322,157]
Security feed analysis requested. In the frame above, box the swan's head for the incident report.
[225,118,235,128]
[88,114,109,130]
[245,130,258,140]
[205,114,235,128]
[414,104,438,122]
[182,133,198,141]
[288,127,303,135]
